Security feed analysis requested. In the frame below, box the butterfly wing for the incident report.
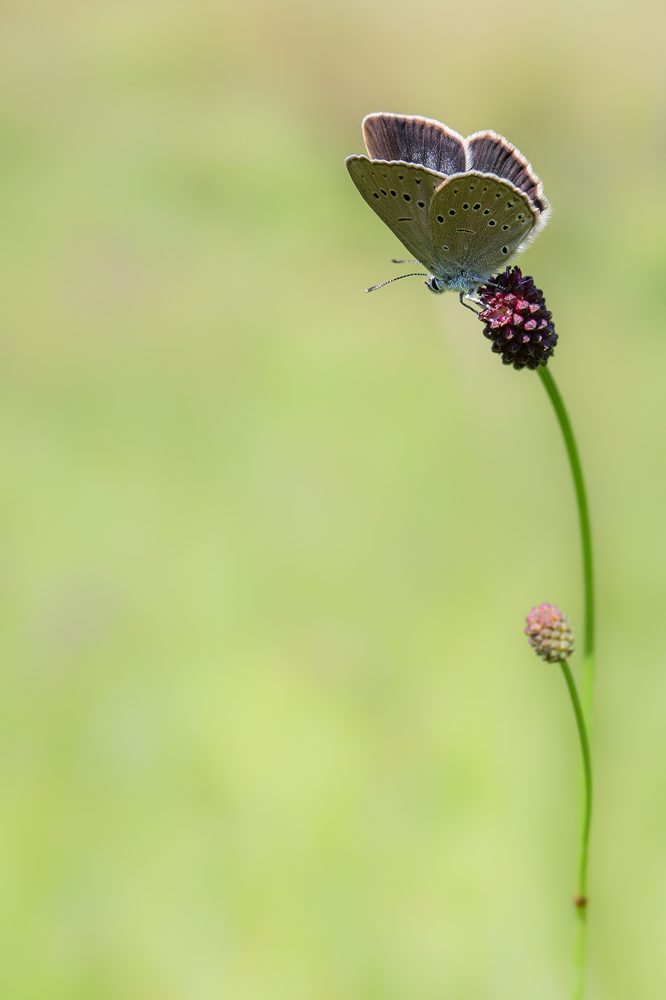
[467,130,551,222]
[346,156,447,274]
[428,171,538,287]
[362,113,467,176]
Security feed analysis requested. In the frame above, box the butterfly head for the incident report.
[425,271,490,295]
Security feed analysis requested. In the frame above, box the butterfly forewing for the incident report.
[428,172,537,282]
[362,114,467,176]
[346,156,446,274]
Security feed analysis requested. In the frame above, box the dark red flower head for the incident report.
[477,267,557,371]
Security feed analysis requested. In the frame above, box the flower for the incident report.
[477,267,557,370]
[525,603,575,662]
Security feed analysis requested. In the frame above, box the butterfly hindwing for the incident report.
[428,172,537,284]
[345,156,446,274]
[467,131,550,216]
[362,114,467,176]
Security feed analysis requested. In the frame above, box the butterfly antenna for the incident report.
[391,258,420,264]
[366,272,428,293]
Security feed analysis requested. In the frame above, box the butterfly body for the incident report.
[346,114,550,295]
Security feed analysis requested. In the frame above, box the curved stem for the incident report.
[537,366,595,718]
[559,658,593,1000]
[537,366,595,1000]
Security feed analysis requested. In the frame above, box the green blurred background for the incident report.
[0,0,665,997]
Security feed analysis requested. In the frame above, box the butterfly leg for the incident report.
[459,292,482,314]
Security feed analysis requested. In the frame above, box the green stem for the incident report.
[537,365,595,1000]
[537,367,595,717]
[559,658,593,1000]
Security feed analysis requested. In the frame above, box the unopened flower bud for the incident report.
[525,603,575,662]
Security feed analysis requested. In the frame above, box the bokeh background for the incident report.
[0,0,665,997]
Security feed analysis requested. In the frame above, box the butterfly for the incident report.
[346,113,550,300]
